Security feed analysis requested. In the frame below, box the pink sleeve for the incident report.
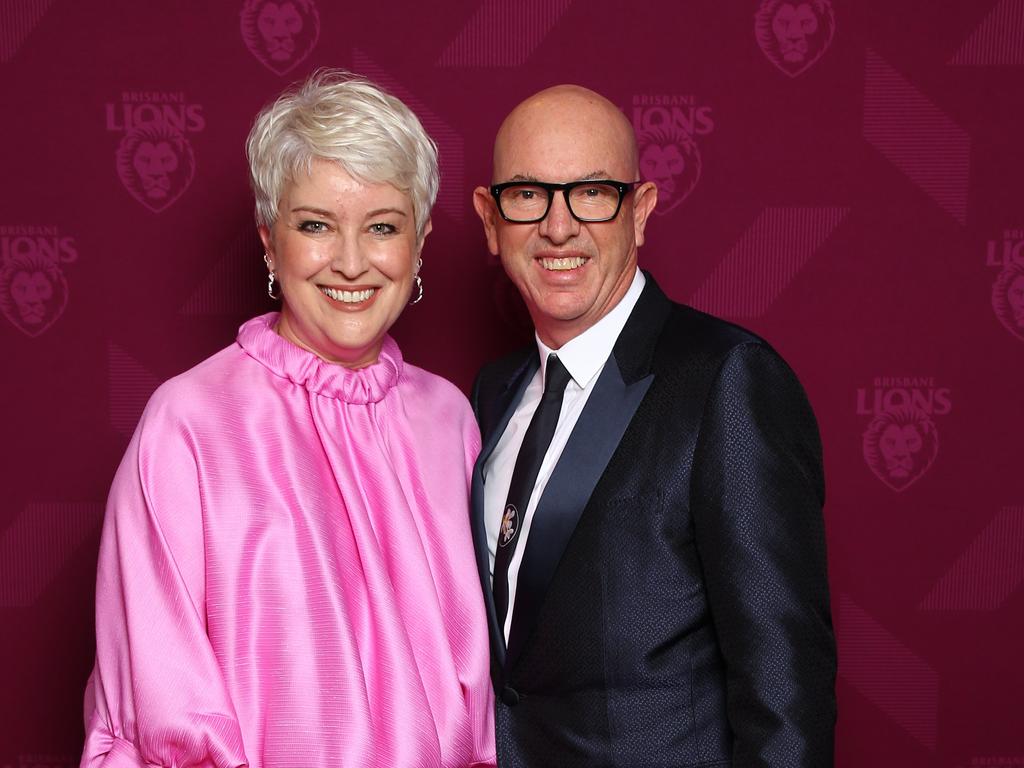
[81,392,248,768]
[460,399,496,766]
[463,401,483,487]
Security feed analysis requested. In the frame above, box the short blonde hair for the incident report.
[246,69,439,238]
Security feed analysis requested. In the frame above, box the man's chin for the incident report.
[528,293,595,335]
[533,295,590,321]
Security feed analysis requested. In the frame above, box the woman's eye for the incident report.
[298,220,328,233]
[369,223,397,236]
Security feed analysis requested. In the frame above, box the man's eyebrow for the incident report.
[505,171,611,183]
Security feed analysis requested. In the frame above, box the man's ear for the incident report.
[631,181,658,248]
[472,186,501,256]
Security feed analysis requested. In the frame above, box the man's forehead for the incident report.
[493,110,637,181]
[505,171,613,183]
[489,89,636,185]
[494,147,631,183]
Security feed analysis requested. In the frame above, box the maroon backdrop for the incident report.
[2,1,1023,765]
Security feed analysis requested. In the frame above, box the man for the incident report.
[470,84,836,766]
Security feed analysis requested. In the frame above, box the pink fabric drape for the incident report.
[81,313,495,768]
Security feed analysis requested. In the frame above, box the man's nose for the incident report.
[538,191,580,244]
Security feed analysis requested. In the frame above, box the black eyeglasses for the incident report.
[490,179,639,223]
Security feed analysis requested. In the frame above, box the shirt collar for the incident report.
[537,268,646,389]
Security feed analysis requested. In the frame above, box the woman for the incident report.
[81,70,495,768]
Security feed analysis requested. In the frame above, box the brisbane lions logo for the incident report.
[862,405,939,492]
[755,0,836,78]
[991,262,1024,342]
[240,0,320,75]
[638,125,702,215]
[0,252,69,337]
[499,504,519,547]
[115,123,196,213]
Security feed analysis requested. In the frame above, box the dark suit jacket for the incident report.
[470,275,836,767]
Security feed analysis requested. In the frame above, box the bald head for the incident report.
[493,85,639,183]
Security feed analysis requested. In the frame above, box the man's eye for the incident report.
[517,190,536,200]
[298,220,327,233]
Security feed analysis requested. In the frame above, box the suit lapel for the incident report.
[504,273,673,672]
[505,354,652,669]
[470,351,539,668]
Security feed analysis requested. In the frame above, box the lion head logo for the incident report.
[638,124,702,215]
[240,0,320,75]
[755,0,836,77]
[116,123,196,213]
[862,405,939,492]
[0,251,69,337]
[991,262,1024,342]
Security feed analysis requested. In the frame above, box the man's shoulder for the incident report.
[471,343,535,423]
[653,301,811,409]
[475,343,534,389]
[657,300,773,362]
[628,274,775,369]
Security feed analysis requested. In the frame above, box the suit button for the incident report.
[501,685,520,706]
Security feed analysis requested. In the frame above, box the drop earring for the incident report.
[409,258,423,305]
[264,253,280,300]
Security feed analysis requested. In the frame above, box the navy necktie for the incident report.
[493,354,572,630]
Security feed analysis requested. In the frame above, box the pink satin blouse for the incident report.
[81,313,496,767]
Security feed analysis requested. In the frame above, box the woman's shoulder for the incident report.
[398,360,471,407]
[398,361,480,453]
[140,341,255,429]
[397,361,477,431]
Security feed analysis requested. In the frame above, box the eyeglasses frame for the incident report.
[489,179,640,224]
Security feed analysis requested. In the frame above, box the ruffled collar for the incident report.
[236,313,402,404]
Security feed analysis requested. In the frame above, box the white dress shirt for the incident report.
[484,269,646,641]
